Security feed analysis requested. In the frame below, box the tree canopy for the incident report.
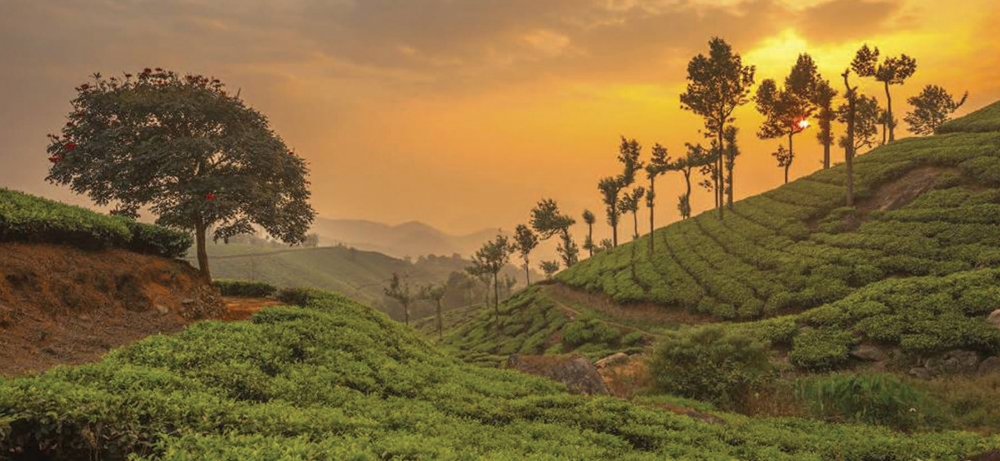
[851,45,917,142]
[905,85,968,135]
[45,68,315,279]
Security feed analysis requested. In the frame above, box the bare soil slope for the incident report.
[0,242,223,376]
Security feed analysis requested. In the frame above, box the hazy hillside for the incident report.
[3,289,995,459]
[310,217,499,259]
[193,242,535,320]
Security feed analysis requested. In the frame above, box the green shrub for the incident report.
[125,221,192,258]
[622,331,646,347]
[214,280,278,298]
[797,373,943,431]
[562,318,621,349]
[276,287,316,306]
[789,328,854,370]
[648,326,774,411]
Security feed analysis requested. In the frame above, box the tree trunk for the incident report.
[786,133,793,184]
[885,81,894,142]
[632,211,639,240]
[649,179,655,254]
[717,130,725,220]
[493,272,501,338]
[847,99,857,206]
[436,300,443,340]
[195,221,211,280]
[612,220,618,248]
[683,170,692,219]
[524,263,530,286]
[587,224,594,257]
[823,139,831,170]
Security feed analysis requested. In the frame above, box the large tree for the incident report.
[582,209,596,257]
[45,69,315,280]
[645,144,671,253]
[467,234,515,337]
[680,37,755,220]
[755,54,817,184]
[513,224,539,285]
[905,85,968,135]
[530,198,578,268]
[851,45,917,143]
[384,272,414,325]
[598,177,624,247]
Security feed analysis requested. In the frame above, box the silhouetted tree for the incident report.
[44,68,316,280]
[418,282,447,339]
[540,260,560,280]
[813,80,838,169]
[852,44,917,143]
[722,126,740,208]
[905,85,968,135]
[619,187,645,241]
[838,94,880,156]
[598,176,624,247]
[680,37,755,219]
[645,144,671,253]
[384,272,414,325]
[530,198,578,268]
[582,209,596,257]
[468,234,515,338]
[672,143,715,219]
[513,224,539,286]
[755,54,817,184]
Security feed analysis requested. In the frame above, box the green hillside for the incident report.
[197,243,528,320]
[0,188,190,258]
[557,101,1000,370]
[2,289,996,459]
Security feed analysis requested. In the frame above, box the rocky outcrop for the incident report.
[507,354,609,395]
[595,352,630,369]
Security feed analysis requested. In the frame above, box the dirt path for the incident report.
[217,297,284,321]
[541,284,666,339]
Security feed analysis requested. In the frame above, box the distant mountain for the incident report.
[310,218,501,259]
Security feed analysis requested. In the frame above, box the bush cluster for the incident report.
[214,279,279,298]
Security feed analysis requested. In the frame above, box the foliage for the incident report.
[938,100,1000,134]
[797,373,941,431]
[0,187,190,258]
[905,85,969,135]
[44,68,315,278]
[213,279,278,298]
[384,272,414,325]
[512,224,539,283]
[837,94,881,154]
[2,290,995,460]
[540,261,560,280]
[648,326,774,411]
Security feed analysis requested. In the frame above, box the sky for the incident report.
[2,0,999,241]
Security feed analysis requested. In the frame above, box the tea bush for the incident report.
[214,279,278,298]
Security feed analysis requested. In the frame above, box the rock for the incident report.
[849,344,886,362]
[980,356,1000,375]
[181,298,196,305]
[155,304,170,315]
[941,350,981,374]
[908,367,933,380]
[78,314,91,321]
[988,309,1000,329]
[507,354,609,395]
[595,352,630,369]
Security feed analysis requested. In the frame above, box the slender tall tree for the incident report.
[582,209,596,257]
[837,94,881,156]
[722,126,740,208]
[755,55,817,184]
[851,44,917,143]
[468,234,515,338]
[418,282,447,340]
[673,143,715,219]
[645,144,671,253]
[840,69,860,206]
[619,187,646,241]
[530,198,578,268]
[813,80,838,169]
[905,85,968,135]
[680,37,756,220]
[384,272,414,325]
[513,224,539,286]
[598,176,624,247]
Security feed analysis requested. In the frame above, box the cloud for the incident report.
[794,0,905,44]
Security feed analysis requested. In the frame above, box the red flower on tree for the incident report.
[206,193,216,201]
[64,142,77,151]
[49,154,63,164]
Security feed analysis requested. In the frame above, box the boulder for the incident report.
[595,352,630,369]
[155,304,170,315]
[988,309,1000,329]
[928,350,981,375]
[980,356,1000,375]
[507,354,609,395]
[908,367,933,380]
[849,344,886,362]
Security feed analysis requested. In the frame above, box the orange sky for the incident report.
[2,0,999,242]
